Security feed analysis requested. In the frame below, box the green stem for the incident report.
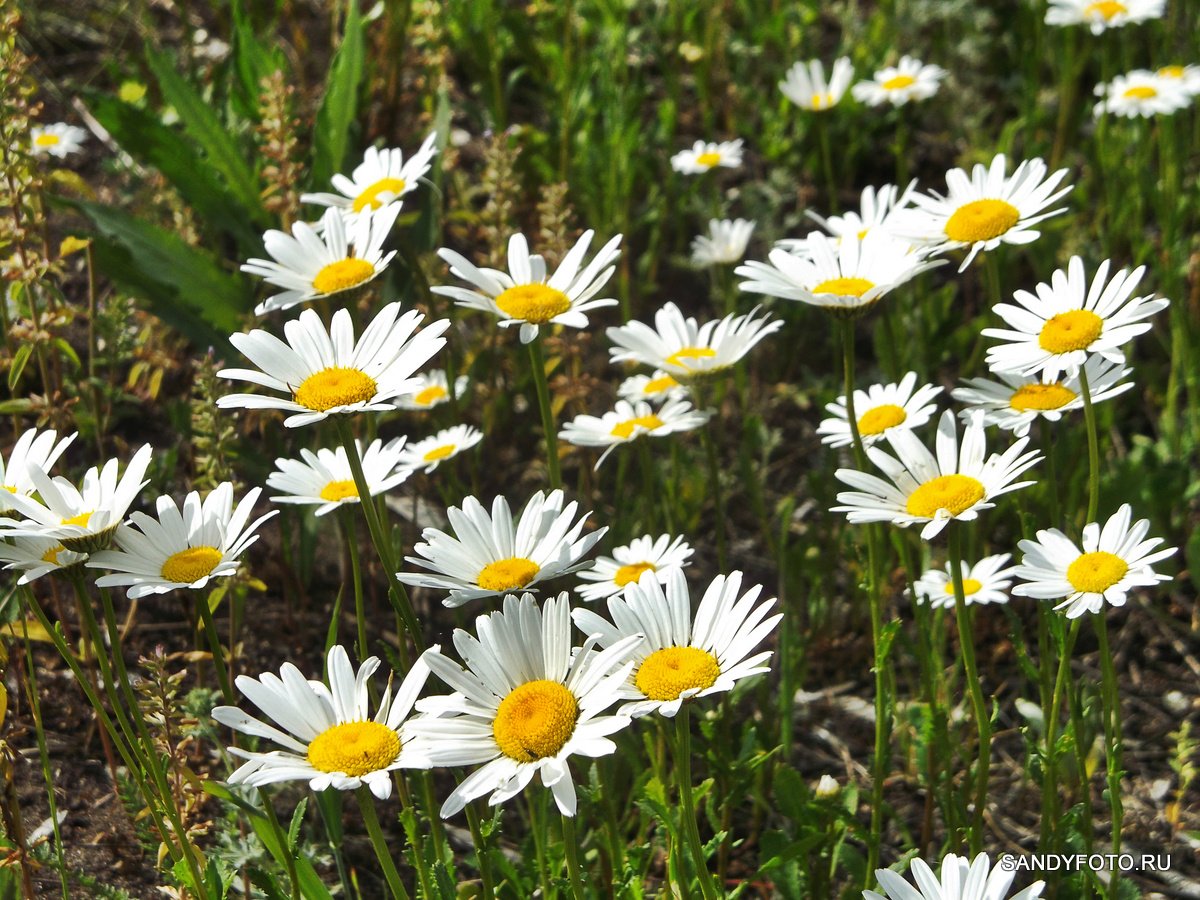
[528,335,563,490]
[563,812,586,900]
[815,115,837,209]
[358,787,411,900]
[340,507,369,662]
[465,804,497,900]
[1041,616,1080,852]
[1094,615,1124,899]
[699,419,728,574]
[260,791,302,900]
[1078,365,1101,525]
[196,590,234,704]
[674,707,720,900]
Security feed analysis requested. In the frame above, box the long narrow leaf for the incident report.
[311,0,365,187]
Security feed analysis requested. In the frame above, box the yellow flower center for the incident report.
[320,480,359,502]
[610,414,664,440]
[1083,0,1127,19]
[614,561,656,588]
[810,93,834,110]
[34,133,61,147]
[943,199,1021,243]
[635,646,721,702]
[695,151,722,167]
[905,474,986,518]
[882,74,916,90]
[422,444,457,463]
[61,511,93,528]
[857,404,907,436]
[643,375,680,395]
[943,578,983,596]
[1037,309,1104,354]
[311,258,376,295]
[1,484,16,493]
[351,177,407,213]
[293,367,378,412]
[1158,66,1185,79]
[477,557,541,592]
[492,680,579,762]
[495,284,572,323]
[306,720,401,776]
[664,346,717,370]
[812,276,875,298]
[412,385,448,406]
[42,546,65,565]
[1066,550,1129,594]
[1122,85,1157,100]
[1009,383,1077,411]
[160,546,223,584]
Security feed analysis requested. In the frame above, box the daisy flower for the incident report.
[575,533,694,603]
[952,356,1134,437]
[1093,70,1192,118]
[559,399,711,470]
[30,123,87,158]
[617,370,690,405]
[408,592,642,817]
[982,256,1168,381]
[737,231,943,316]
[217,302,449,428]
[572,569,781,718]
[852,56,946,107]
[0,537,87,584]
[1,444,153,552]
[0,428,76,511]
[1045,0,1165,33]
[397,489,606,607]
[1156,64,1200,96]
[212,645,433,799]
[777,181,917,255]
[1012,504,1175,618]
[394,369,469,411]
[86,483,276,599]
[267,438,411,516]
[241,205,401,315]
[911,553,1016,609]
[691,218,756,267]
[890,153,1072,272]
[866,852,1044,900]
[432,230,622,344]
[832,410,1040,540]
[817,372,943,448]
[300,133,438,223]
[670,139,744,174]
[606,302,781,381]
[779,57,854,111]
[396,425,483,474]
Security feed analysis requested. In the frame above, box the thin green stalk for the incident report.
[699,421,728,574]
[465,803,497,900]
[1041,616,1080,852]
[196,591,234,704]
[528,335,563,490]
[562,813,586,900]
[340,507,369,662]
[528,789,554,900]
[21,625,69,900]
[674,707,720,900]
[358,787,411,900]
[1078,365,1101,524]
[815,115,837,209]
[260,791,303,900]
[1094,615,1124,899]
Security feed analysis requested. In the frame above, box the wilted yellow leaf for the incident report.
[59,235,91,258]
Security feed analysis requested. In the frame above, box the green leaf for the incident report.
[287,796,308,852]
[311,0,365,187]
[8,343,31,392]
[227,0,285,121]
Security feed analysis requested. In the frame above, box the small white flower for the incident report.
[267,438,411,516]
[1045,0,1165,33]
[780,57,854,111]
[617,370,690,405]
[691,218,756,266]
[0,537,87,584]
[1155,64,1200,95]
[1012,504,1175,618]
[30,123,88,158]
[911,553,1016,608]
[670,139,744,174]
[393,369,469,411]
[0,428,76,511]
[818,372,942,448]
[1093,70,1192,118]
[852,56,946,107]
[865,852,1044,900]
[300,133,438,224]
[559,399,711,469]
[777,181,918,255]
[575,533,694,602]
[396,425,483,474]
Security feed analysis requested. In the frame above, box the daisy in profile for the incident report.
[87,483,275,598]
[866,852,1044,900]
[576,533,694,602]
[833,410,1040,540]
[411,594,641,817]
[433,230,622,344]
[891,153,1072,272]
[1012,504,1175,618]
[212,645,433,799]
[1155,64,1200,96]
[394,369,468,411]
[396,424,483,474]
[30,123,87,158]
[617,370,690,405]
[241,205,401,315]
[0,428,76,511]
[911,553,1016,609]
[670,139,744,174]
[559,399,710,469]
[817,372,942,448]
[607,302,781,381]
[952,356,1133,437]
[777,181,917,256]
[852,56,946,107]
[572,569,781,718]
[779,57,854,111]
[1045,0,1165,33]
[0,537,87,584]
[300,133,438,223]
[397,489,606,607]
[267,438,410,516]
[1093,70,1192,118]
[691,218,756,267]
[1,444,153,552]
[217,302,449,428]
[737,231,943,316]
[982,256,1168,380]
